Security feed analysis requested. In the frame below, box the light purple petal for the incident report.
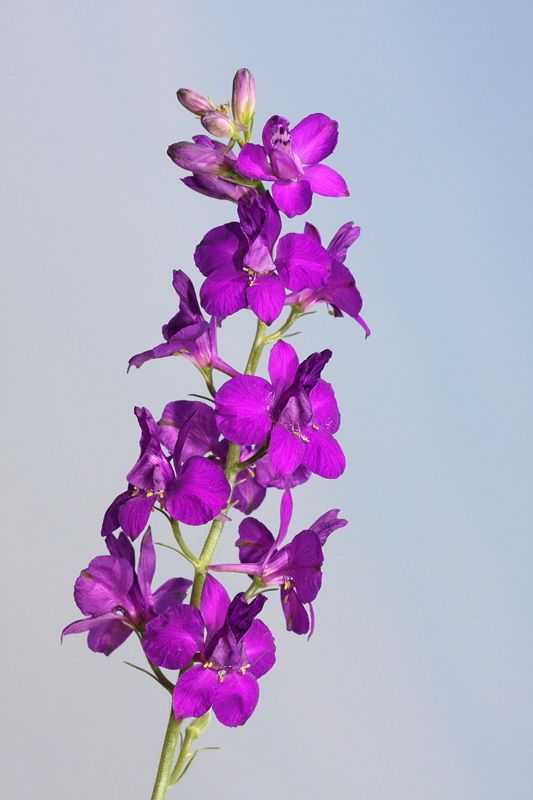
[213,670,259,727]
[200,267,248,319]
[235,143,276,181]
[143,605,205,670]
[302,429,346,479]
[303,164,349,197]
[242,619,276,678]
[201,574,230,639]
[267,340,299,396]
[73,556,134,616]
[290,113,339,165]
[275,232,331,291]
[246,274,285,325]
[194,222,247,277]
[165,457,230,525]
[173,665,219,721]
[309,379,341,433]
[269,424,305,476]
[272,179,312,218]
[215,376,274,445]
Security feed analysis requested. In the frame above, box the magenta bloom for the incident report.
[286,221,370,337]
[62,529,191,655]
[143,575,275,727]
[128,270,238,376]
[212,492,347,635]
[102,407,230,539]
[215,341,345,479]
[235,114,349,217]
[195,192,331,325]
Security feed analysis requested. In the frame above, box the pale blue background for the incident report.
[1,1,532,798]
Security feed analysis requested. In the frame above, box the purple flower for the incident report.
[215,340,345,479]
[286,222,371,337]
[212,492,347,635]
[169,135,258,204]
[128,270,239,376]
[143,575,275,727]
[62,529,191,655]
[102,407,231,539]
[235,114,349,217]
[195,192,331,325]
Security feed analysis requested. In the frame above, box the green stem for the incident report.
[170,519,199,567]
[265,306,302,344]
[150,708,182,800]
[245,318,268,375]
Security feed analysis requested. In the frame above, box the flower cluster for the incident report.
[64,68,368,792]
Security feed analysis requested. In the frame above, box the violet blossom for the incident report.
[215,340,345,479]
[128,270,238,376]
[194,192,331,325]
[211,491,347,634]
[235,114,349,218]
[143,575,275,727]
[102,406,230,539]
[62,529,191,655]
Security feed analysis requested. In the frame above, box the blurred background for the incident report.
[1,1,532,798]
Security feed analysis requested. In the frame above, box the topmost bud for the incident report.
[177,88,213,115]
[231,69,256,127]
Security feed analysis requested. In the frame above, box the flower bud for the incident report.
[176,88,213,115]
[231,68,256,126]
[167,140,234,176]
[200,111,236,138]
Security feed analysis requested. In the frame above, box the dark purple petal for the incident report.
[276,489,293,548]
[296,350,332,393]
[289,531,323,603]
[158,401,219,457]
[237,517,274,564]
[215,375,274,445]
[143,605,205,670]
[309,379,341,432]
[272,179,312,218]
[105,531,135,565]
[269,424,305,476]
[118,494,155,541]
[73,556,134,616]
[165,457,230,525]
[302,428,346,479]
[126,408,174,492]
[232,467,267,515]
[254,454,311,490]
[87,618,133,654]
[242,619,276,678]
[267,340,299,396]
[199,267,248,318]
[275,232,331,291]
[280,587,309,635]
[227,593,267,641]
[173,665,219,721]
[290,113,339,165]
[327,222,361,263]
[152,577,192,614]
[201,574,231,640]
[235,143,276,181]
[246,274,286,325]
[213,670,259,727]
[194,222,247,277]
[101,491,130,537]
[137,529,156,603]
[303,164,349,197]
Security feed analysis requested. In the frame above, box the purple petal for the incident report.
[126,407,174,492]
[275,232,331,291]
[73,556,134,616]
[267,340,299,396]
[232,467,267,515]
[199,267,248,318]
[302,428,346,479]
[242,619,276,678]
[215,375,274,445]
[152,577,192,614]
[309,379,341,433]
[303,164,349,197]
[309,509,348,545]
[105,531,134,565]
[246,274,285,325]
[182,174,258,203]
[290,113,339,165]
[143,605,205,670]
[213,670,259,727]
[327,222,361,263]
[158,400,219,457]
[237,517,274,564]
[87,618,133,654]
[118,494,155,541]
[173,665,219,721]
[101,491,130,537]
[269,424,305,476]
[137,529,156,603]
[280,588,309,634]
[165,457,230,525]
[272,179,312,218]
[255,455,311,489]
[235,143,276,181]
[289,531,323,603]
[227,593,267,641]
[276,489,293,548]
[194,222,247,277]
[201,574,230,640]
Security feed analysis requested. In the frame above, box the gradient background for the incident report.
[1,1,532,798]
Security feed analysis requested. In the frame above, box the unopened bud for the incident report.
[176,88,213,115]
[200,111,236,138]
[231,68,256,126]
